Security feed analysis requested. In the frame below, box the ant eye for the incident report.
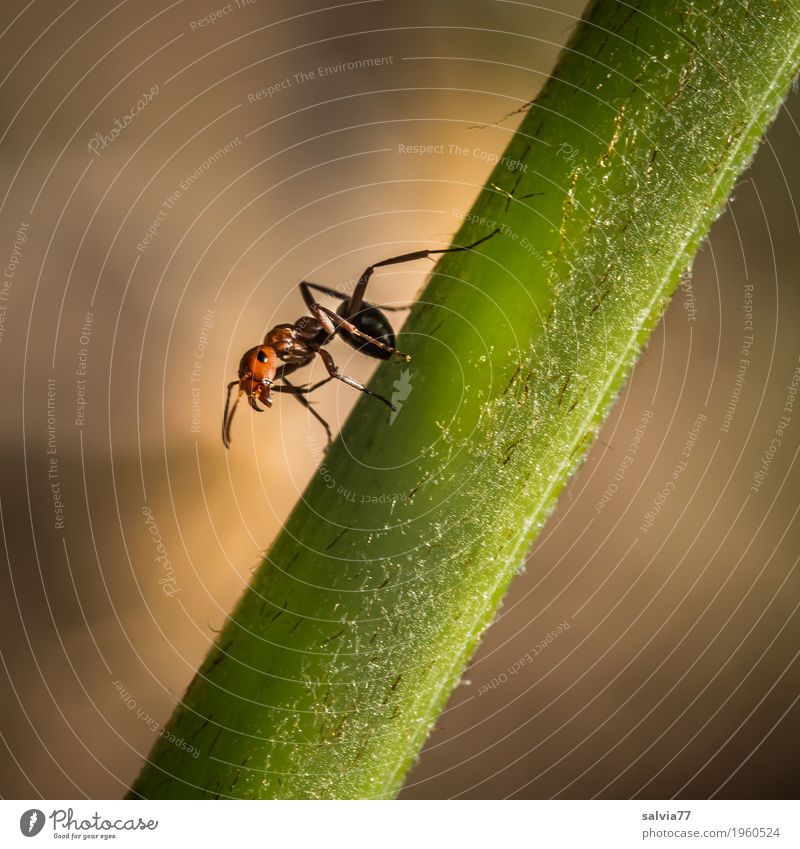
[257,350,268,363]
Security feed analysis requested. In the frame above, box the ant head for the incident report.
[246,346,277,410]
[223,345,277,447]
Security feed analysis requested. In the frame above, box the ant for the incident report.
[223,229,499,448]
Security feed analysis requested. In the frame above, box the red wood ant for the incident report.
[223,230,499,448]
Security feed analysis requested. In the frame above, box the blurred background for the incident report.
[0,0,798,799]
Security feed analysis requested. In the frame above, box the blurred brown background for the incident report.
[0,0,798,799]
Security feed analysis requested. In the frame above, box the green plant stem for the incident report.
[131,0,800,799]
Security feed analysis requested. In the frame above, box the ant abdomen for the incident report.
[337,301,395,360]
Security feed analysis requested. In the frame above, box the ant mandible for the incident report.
[223,229,499,448]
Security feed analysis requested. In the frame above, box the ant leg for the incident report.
[309,302,411,361]
[346,228,500,314]
[300,281,412,315]
[275,377,333,447]
[271,376,334,394]
[316,348,395,411]
[223,380,243,448]
[299,280,410,313]
[372,303,411,312]
[299,281,349,312]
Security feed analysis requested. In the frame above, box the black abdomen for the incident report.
[336,302,396,360]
